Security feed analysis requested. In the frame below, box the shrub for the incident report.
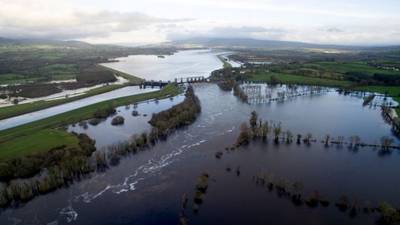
[93,106,116,119]
[111,116,125,126]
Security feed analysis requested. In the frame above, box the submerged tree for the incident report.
[297,134,302,145]
[236,122,251,146]
[273,123,282,144]
[249,111,258,130]
[304,133,312,145]
[381,136,394,151]
[349,135,361,149]
[261,121,270,141]
[377,202,400,225]
[286,130,293,144]
[324,135,330,147]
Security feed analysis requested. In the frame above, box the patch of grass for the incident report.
[217,55,232,69]
[248,71,353,87]
[315,61,400,76]
[0,73,39,85]
[0,84,181,145]
[0,129,79,161]
[99,65,144,84]
[353,86,400,96]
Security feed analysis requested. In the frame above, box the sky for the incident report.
[0,0,399,46]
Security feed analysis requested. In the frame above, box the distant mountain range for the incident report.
[1,36,399,52]
[0,37,95,49]
[168,37,400,51]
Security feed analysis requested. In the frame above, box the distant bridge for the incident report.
[139,76,209,88]
[174,76,208,83]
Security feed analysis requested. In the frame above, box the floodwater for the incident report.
[0,86,159,131]
[102,49,225,82]
[2,83,399,225]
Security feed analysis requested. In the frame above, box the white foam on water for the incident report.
[46,221,58,225]
[59,206,78,223]
[53,134,211,225]
[71,137,208,207]
[7,217,22,225]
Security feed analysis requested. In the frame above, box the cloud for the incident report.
[0,0,191,41]
[324,27,345,33]
[167,26,288,41]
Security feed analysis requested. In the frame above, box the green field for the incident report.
[248,71,353,87]
[0,84,180,145]
[0,129,79,160]
[313,62,400,76]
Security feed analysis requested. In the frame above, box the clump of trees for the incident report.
[111,116,125,126]
[233,83,248,103]
[193,173,209,213]
[378,202,400,225]
[236,122,251,146]
[217,80,235,91]
[149,85,201,137]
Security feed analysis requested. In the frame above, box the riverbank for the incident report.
[0,67,144,120]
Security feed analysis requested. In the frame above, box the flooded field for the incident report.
[1,83,399,225]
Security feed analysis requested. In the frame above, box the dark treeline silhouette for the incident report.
[149,85,201,138]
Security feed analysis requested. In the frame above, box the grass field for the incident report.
[312,62,400,76]
[248,71,353,87]
[0,129,79,160]
[0,84,180,146]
